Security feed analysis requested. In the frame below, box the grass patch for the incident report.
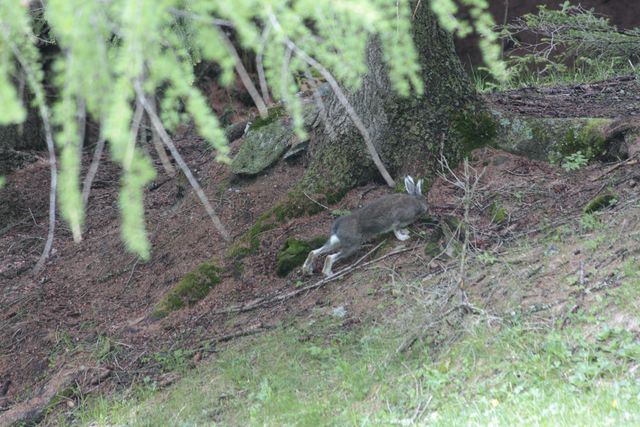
[73,277,640,426]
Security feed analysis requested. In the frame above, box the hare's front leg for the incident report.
[393,228,410,241]
[303,235,340,275]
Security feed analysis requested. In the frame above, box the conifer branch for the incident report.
[134,83,231,242]
[268,13,396,188]
[81,133,106,209]
[256,23,273,105]
[6,42,57,274]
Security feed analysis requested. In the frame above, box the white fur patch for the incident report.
[329,235,340,245]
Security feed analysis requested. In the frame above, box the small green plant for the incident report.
[331,209,351,217]
[622,258,639,278]
[489,201,509,224]
[583,235,606,251]
[477,251,498,265]
[579,213,602,232]
[146,348,192,373]
[562,151,589,171]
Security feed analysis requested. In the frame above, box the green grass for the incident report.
[473,60,637,94]
[71,276,640,426]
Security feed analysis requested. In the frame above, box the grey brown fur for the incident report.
[302,176,428,277]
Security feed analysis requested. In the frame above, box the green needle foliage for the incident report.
[0,0,502,259]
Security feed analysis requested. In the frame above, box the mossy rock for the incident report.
[583,194,617,214]
[232,103,320,176]
[249,106,286,131]
[276,237,326,277]
[153,262,222,318]
[230,117,293,175]
[493,113,612,164]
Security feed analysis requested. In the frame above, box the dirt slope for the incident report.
[1,77,640,424]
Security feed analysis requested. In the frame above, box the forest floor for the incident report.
[1,76,640,425]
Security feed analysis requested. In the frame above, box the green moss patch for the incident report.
[276,237,326,277]
[225,213,278,260]
[153,262,222,318]
[549,119,608,164]
[451,110,498,154]
[489,202,509,224]
[584,194,617,214]
[249,106,286,131]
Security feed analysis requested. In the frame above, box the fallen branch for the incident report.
[0,366,110,426]
[211,242,418,316]
[396,301,497,353]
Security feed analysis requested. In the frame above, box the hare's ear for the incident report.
[404,176,415,194]
[416,179,423,196]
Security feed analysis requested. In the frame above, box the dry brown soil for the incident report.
[1,77,640,424]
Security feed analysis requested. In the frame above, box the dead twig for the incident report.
[135,83,231,241]
[302,191,329,211]
[81,133,106,209]
[210,242,416,316]
[256,23,273,105]
[8,41,57,275]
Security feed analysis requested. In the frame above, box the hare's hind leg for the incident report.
[393,228,410,241]
[302,235,340,275]
[321,243,359,277]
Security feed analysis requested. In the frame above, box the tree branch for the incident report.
[81,133,106,209]
[256,23,273,105]
[268,13,396,188]
[7,41,57,274]
[215,27,268,118]
[134,83,231,242]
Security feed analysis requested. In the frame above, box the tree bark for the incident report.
[300,4,486,202]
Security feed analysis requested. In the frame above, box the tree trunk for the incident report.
[299,4,490,204]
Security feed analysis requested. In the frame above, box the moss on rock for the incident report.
[549,119,609,164]
[276,237,326,277]
[153,262,222,318]
[583,194,617,214]
[249,106,286,131]
[451,110,499,154]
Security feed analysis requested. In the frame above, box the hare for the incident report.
[302,176,428,277]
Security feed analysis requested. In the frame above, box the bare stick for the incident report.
[256,23,273,105]
[134,83,231,241]
[125,98,144,171]
[146,95,175,176]
[8,41,57,274]
[168,8,268,117]
[81,133,106,209]
[268,13,396,188]
[215,28,268,118]
[302,191,329,211]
